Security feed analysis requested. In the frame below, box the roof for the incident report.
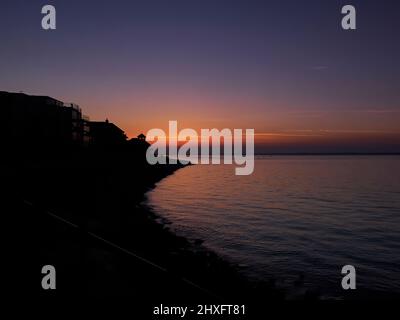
[89,121,125,134]
[0,91,63,106]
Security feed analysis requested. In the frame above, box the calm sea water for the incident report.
[147,156,400,298]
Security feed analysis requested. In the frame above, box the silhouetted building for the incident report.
[82,115,91,146]
[60,103,85,146]
[127,133,150,153]
[89,119,127,147]
[0,91,88,149]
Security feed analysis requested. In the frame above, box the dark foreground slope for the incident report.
[2,146,282,313]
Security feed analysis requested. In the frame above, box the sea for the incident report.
[146,155,400,299]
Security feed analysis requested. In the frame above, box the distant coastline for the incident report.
[255,153,400,156]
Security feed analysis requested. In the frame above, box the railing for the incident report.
[63,102,82,113]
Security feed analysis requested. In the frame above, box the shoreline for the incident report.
[3,148,283,304]
[123,165,282,301]
[135,166,287,302]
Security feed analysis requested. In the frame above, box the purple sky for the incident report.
[1,0,399,152]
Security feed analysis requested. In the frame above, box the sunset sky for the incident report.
[1,0,399,153]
